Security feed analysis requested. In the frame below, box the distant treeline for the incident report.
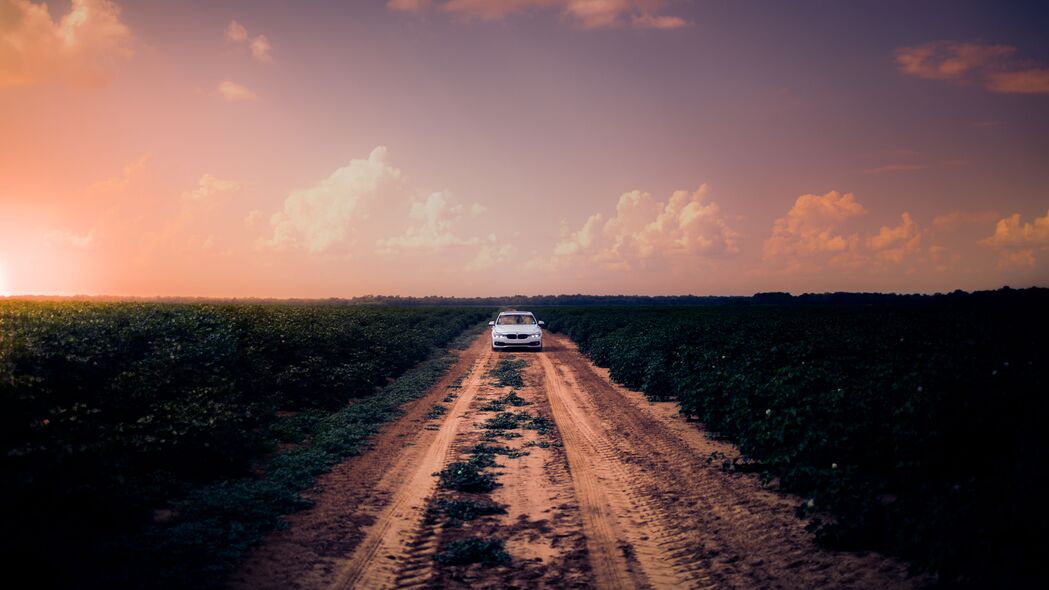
[4,286,1046,307]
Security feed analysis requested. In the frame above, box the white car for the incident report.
[489,311,544,352]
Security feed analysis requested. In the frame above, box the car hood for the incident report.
[492,325,541,335]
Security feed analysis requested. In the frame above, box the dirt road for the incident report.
[233,333,923,589]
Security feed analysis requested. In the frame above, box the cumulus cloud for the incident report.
[763,191,866,263]
[467,241,516,271]
[896,41,1049,95]
[0,0,132,87]
[225,20,247,42]
[388,0,689,30]
[217,80,258,102]
[867,212,922,264]
[980,210,1049,268]
[763,191,925,271]
[377,191,481,255]
[181,174,243,201]
[267,147,402,253]
[534,186,739,272]
[249,35,272,62]
[224,19,272,62]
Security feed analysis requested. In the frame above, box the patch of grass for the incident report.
[478,390,531,412]
[523,415,554,435]
[437,462,498,492]
[426,404,447,420]
[477,399,505,412]
[479,430,521,442]
[488,359,527,388]
[469,443,528,459]
[434,498,506,523]
[433,538,511,566]
[482,411,524,430]
[500,391,531,406]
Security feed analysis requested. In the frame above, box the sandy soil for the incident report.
[232,333,925,590]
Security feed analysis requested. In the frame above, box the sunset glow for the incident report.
[1,0,1047,297]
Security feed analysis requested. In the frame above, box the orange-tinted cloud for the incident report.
[896,41,1049,95]
[389,0,688,30]
[985,69,1049,94]
[266,147,403,253]
[249,35,272,62]
[763,191,924,271]
[217,80,258,102]
[867,212,922,264]
[0,0,132,87]
[534,186,739,272]
[225,20,247,42]
[980,210,1049,269]
[225,19,272,62]
[387,0,433,13]
[763,191,865,261]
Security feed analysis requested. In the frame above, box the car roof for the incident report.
[498,311,533,315]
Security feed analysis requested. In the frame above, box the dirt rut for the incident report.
[233,333,924,590]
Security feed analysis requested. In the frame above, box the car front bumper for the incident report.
[492,333,542,347]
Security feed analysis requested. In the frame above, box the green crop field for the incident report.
[0,301,492,588]
[541,294,1048,587]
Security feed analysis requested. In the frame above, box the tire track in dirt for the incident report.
[542,333,924,590]
[231,337,491,590]
[328,347,492,590]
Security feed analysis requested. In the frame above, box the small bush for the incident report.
[433,538,511,566]
[488,359,527,388]
[482,412,523,430]
[437,462,498,492]
[435,498,506,522]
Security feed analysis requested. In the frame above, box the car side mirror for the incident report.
[488,321,495,326]
[538,320,545,326]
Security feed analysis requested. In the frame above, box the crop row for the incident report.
[0,301,492,588]
[541,301,1048,587]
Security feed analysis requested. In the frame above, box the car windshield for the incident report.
[496,314,536,325]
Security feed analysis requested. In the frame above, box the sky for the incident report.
[1,0,1048,297]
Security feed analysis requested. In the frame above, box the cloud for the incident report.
[389,0,689,30]
[631,13,688,30]
[217,80,258,102]
[534,186,739,272]
[763,191,866,263]
[980,210,1049,268]
[470,203,487,217]
[0,0,132,87]
[467,242,516,271]
[985,69,1049,94]
[225,19,247,42]
[387,0,432,13]
[862,163,927,174]
[896,41,1049,95]
[267,147,402,253]
[376,191,481,255]
[932,210,999,230]
[46,228,96,250]
[249,35,272,62]
[181,174,243,201]
[225,19,272,62]
[867,212,922,264]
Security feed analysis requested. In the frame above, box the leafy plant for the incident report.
[433,538,511,566]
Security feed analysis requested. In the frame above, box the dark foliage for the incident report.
[542,294,1049,588]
